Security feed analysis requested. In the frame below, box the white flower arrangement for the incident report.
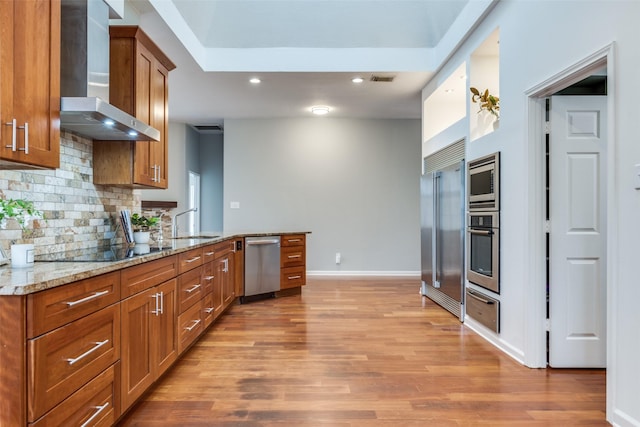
[0,198,45,230]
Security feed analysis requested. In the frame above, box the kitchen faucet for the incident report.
[172,207,197,238]
[157,212,166,243]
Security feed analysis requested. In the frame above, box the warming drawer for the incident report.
[465,288,499,333]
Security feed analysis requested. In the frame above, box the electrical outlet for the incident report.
[230,201,240,209]
[335,252,341,264]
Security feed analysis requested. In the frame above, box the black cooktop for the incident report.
[34,244,171,262]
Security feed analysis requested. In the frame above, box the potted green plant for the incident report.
[470,87,500,118]
[130,213,160,244]
[0,198,44,267]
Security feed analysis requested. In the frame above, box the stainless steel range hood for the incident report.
[59,0,160,141]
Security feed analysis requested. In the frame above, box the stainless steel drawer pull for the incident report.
[5,119,16,150]
[288,275,302,280]
[204,307,214,314]
[287,254,301,259]
[467,291,495,305]
[223,259,228,273]
[185,256,201,263]
[287,238,301,243]
[185,284,201,293]
[66,290,110,307]
[205,251,215,256]
[66,340,109,365]
[80,402,110,427]
[204,275,215,281]
[185,319,201,331]
[151,292,164,315]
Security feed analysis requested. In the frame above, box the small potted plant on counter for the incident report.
[131,213,159,245]
[0,198,45,267]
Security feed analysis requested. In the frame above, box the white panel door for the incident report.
[549,95,607,368]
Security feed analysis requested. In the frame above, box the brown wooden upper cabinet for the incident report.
[0,0,60,169]
[93,26,175,188]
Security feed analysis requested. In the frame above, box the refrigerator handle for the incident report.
[433,172,441,288]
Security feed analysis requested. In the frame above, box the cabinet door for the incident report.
[212,259,224,318]
[150,60,169,188]
[222,256,235,308]
[0,0,59,168]
[132,41,155,187]
[120,288,155,411]
[154,279,178,378]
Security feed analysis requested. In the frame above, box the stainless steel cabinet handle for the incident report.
[205,251,215,256]
[66,340,109,365]
[287,254,301,259]
[467,290,495,305]
[18,122,28,153]
[66,290,109,307]
[204,307,214,314]
[5,119,16,150]
[150,165,156,182]
[288,275,301,280]
[204,275,215,281]
[222,259,228,273]
[151,292,164,315]
[185,319,201,331]
[468,228,493,236]
[80,402,110,427]
[185,284,201,293]
[287,238,301,243]
[185,256,201,263]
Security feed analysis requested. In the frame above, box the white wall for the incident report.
[422,1,640,425]
[199,133,224,232]
[223,118,421,274]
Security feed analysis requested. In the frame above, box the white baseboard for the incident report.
[306,270,420,277]
[463,317,526,366]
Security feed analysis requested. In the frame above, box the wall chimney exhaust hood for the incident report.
[59,0,160,141]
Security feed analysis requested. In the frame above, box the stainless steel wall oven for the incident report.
[467,211,500,293]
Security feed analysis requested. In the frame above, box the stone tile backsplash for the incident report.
[0,132,141,257]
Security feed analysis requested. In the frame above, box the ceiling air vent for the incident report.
[193,124,223,133]
[370,75,396,83]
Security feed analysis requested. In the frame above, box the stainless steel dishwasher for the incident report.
[242,236,281,302]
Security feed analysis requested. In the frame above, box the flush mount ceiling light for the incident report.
[351,77,364,84]
[311,105,331,115]
[249,77,261,84]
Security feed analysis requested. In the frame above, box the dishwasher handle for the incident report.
[246,238,280,246]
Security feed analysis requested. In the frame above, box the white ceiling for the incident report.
[123,0,492,129]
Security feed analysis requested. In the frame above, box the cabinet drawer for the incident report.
[121,255,177,298]
[281,234,305,247]
[178,247,203,273]
[201,262,215,295]
[281,266,306,289]
[202,245,216,264]
[29,364,118,427]
[281,245,305,268]
[28,305,120,421]
[202,293,215,329]
[27,272,120,338]
[214,239,235,258]
[177,300,203,354]
[177,266,203,314]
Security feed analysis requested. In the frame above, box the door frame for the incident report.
[523,43,616,369]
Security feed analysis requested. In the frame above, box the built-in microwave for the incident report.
[467,152,500,211]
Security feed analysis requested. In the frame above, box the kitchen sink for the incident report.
[172,234,220,239]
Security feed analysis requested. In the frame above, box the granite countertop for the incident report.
[0,231,310,296]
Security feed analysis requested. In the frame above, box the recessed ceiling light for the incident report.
[311,105,330,115]
[351,77,364,84]
[249,77,261,84]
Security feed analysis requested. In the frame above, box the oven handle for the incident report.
[467,290,495,305]
[468,228,494,236]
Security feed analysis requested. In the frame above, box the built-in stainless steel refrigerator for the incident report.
[421,159,465,320]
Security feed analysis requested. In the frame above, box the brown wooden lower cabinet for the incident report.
[0,234,306,426]
[120,279,177,411]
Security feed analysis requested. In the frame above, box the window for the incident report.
[188,171,200,234]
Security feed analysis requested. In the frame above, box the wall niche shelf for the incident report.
[422,62,467,143]
[470,28,500,142]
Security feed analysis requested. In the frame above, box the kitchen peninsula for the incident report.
[0,232,308,426]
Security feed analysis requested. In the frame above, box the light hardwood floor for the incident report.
[118,277,607,426]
